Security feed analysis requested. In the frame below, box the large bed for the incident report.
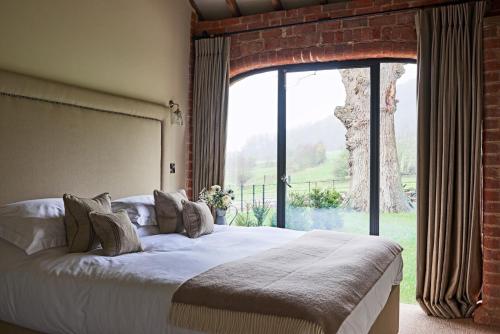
[0,69,402,334]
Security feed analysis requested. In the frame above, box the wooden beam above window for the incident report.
[271,0,283,11]
[226,0,241,17]
[188,0,204,20]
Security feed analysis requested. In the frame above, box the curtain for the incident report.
[415,1,485,318]
[192,37,231,199]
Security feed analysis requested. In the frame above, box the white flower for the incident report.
[211,185,221,192]
[222,195,232,207]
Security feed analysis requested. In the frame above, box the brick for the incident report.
[485,189,500,202]
[342,17,368,28]
[237,31,261,42]
[486,202,500,214]
[240,14,263,24]
[317,20,342,31]
[369,14,397,27]
[347,0,374,9]
[485,261,500,274]
[292,23,317,35]
[485,248,500,261]
[485,236,500,250]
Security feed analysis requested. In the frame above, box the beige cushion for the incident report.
[89,210,142,256]
[154,189,188,233]
[63,193,112,253]
[182,200,214,239]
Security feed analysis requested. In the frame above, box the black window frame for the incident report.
[230,58,417,235]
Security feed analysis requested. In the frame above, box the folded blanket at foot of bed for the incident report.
[170,230,403,334]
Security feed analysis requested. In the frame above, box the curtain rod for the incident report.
[193,0,486,40]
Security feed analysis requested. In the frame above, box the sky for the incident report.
[227,64,417,152]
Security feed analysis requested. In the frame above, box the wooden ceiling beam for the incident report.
[226,0,241,17]
[188,0,204,20]
[271,0,283,11]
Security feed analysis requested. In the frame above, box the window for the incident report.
[225,60,417,303]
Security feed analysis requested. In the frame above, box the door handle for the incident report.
[281,174,292,188]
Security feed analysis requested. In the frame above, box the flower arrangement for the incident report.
[199,185,235,210]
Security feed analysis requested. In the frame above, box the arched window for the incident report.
[224,60,417,303]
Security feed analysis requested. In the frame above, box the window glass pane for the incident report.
[285,69,370,233]
[225,71,278,227]
[379,63,417,304]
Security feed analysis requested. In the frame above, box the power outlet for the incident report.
[169,162,176,174]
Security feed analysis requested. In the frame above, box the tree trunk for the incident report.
[334,64,410,213]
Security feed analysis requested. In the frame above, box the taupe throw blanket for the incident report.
[170,230,402,334]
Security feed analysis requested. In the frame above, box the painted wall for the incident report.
[0,0,192,190]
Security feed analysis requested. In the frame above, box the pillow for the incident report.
[182,200,214,239]
[135,225,160,238]
[112,195,157,226]
[0,199,66,255]
[154,189,188,233]
[63,193,112,253]
[89,210,143,256]
[0,198,64,218]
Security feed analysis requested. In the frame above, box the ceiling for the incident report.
[190,0,336,21]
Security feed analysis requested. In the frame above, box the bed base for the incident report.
[0,285,400,334]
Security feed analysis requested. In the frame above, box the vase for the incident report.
[215,208,227,225]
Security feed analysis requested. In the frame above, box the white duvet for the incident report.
[0,226,402,334]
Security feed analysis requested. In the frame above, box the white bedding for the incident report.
[0,226,402,334]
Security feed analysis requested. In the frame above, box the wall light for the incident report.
[168,100,183,126]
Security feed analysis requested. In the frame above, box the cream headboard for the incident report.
[0,70,169,205]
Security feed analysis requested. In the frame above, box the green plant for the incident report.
[288,192,308,208]
[234,203,256,227]
[309,188,342,209]
[252,201,271,226]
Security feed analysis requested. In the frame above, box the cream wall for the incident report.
[0,0,192,190]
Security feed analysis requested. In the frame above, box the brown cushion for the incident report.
[154,189,188,233]
[89,209,143,256]
[182,200,214,239]
[63,193,112,253]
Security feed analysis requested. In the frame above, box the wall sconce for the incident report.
[168,100,183,126]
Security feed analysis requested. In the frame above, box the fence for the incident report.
[226,174,416,211]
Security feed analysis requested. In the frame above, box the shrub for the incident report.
[234,203,256,227]
[252,201,271,226]
[309,188,342,209]
[289,188,342,209]
[288,192,308,208]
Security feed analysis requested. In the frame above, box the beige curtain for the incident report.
[415,1,485,318]
[192,37,231,199]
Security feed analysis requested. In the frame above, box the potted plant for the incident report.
[199,185,235,225]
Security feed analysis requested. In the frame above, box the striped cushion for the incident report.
[182,200,214,239]
[63,193,112,253]
[154,189,188,233]
[89,210,142,256]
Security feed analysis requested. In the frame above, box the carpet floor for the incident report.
[399,304,500,334]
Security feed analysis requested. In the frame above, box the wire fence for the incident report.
[226,174,416,211]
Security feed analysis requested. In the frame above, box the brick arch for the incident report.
[222,13,418,78]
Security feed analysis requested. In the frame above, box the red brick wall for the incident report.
[195,0,422,77]
[474,15,500,328]
[188,2,500,326]
[185,12,196,199]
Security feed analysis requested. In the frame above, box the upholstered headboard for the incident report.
[0,70,169,205]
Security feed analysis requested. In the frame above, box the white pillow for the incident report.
[112,195,157,226]
[0,199,67,255]
[0,198,64,218]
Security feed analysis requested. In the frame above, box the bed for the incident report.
[0,69,402,334]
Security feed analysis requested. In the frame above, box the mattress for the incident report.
[0,226,402,334]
